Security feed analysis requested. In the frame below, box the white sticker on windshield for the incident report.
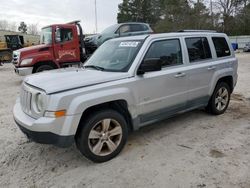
[119,41,140,48]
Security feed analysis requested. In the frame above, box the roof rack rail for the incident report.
[178,30,217,33]
[67,20,81,25]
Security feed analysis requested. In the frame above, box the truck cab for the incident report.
[13,21,87,76]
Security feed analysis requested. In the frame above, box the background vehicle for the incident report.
[0,35,26,63]
[13,20,87,76]
[14,21,153,76]
[13,31,238,162]
[243,42,250,52]
[84,22,153,50]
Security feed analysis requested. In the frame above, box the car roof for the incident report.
[118,22,149,25]
[111,32,228,42]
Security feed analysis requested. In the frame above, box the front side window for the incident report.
[84,40,143,72]
[119,25,131,34]
[40,27,52,44]
[144,39,183,67]
[185,37,212,62]
[212,37,231,57]
[55,28,73,43]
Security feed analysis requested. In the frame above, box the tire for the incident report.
[76,109,128,163]
[206,82,231,115]
[35,64,54,73]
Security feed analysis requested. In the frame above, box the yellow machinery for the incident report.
[0,35,32,63]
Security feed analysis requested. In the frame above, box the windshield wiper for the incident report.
[84,65,105,71]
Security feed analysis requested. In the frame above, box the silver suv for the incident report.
[13,31,238,162]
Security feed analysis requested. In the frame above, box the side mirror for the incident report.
[137,58,162,75]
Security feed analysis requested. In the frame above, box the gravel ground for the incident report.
[0,53,250,188]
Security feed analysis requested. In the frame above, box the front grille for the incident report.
[20,87,32,115]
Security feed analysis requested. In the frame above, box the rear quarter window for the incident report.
[212,37,231,57]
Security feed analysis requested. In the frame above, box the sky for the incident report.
[0,0,122,34]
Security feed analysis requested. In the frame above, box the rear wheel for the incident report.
[206,82,231,115]
[76,109,128,163]
[35,64,54,73]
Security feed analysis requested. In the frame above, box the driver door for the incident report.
[54,26,80,63]
[134,38,188,125]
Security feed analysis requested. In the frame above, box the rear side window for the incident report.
[212,37,231,57]
[144,39,183,67]
[130,24,144,32]
[185,37,212,62]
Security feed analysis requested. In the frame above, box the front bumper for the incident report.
[13,102,77,147]
[15,120,74,147]
[14,67,33,76]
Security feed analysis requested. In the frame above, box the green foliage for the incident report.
[117,0,164,26]
[117,0,250,35]
[18,22,27,33]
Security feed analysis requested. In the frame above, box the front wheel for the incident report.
[206,82,231,115]
[76,109,128,163]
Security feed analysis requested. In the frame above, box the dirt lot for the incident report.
[0,53,250,188]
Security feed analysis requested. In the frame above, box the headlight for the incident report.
[35,93,46,112]
[20,58,33,66]
[13,51,20,58]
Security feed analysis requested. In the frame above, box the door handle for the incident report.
[207,66,216,70]
[174,72,186,78]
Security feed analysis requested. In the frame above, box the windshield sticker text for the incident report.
[119,42,140,48]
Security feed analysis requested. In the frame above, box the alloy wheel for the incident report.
[88,118,123,156]
[215,87,229,111]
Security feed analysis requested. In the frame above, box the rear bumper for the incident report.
[14,67,33,76]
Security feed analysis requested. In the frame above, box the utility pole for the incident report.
[210,0,214,28]
[94,0,98,33]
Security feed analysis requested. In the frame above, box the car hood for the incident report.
[17,44,49,53]
[24,67,131,94]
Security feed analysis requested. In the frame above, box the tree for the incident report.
[154,0,193,32]
[18,22,28,33]
[0,20,8,30]
[117,0,132,23]
[28,23,39,35]
[117,0,164,26]
[8,22,17,32]
[117,0,250,35]
[189,0,214,29]
[214,0,245,34]
[233,2,250,34]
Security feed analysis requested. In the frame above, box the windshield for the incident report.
[101,24,118,35]
[40,27,52,44]
[85,40,143,72]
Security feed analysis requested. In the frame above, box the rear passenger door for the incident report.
[184,36,214,107]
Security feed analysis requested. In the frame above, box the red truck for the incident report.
[13,21,88,76]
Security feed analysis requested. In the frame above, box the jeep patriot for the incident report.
[13,31,238,162]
